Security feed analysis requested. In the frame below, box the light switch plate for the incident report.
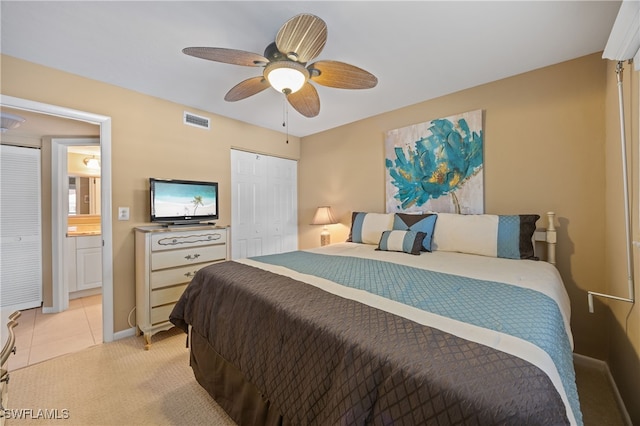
[118,207,130,221]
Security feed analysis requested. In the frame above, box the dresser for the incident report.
[1,311,20,426]
[135,225,229,350]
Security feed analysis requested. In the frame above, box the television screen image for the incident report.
[150,178,218,223]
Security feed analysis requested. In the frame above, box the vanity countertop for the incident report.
[67,225,101,237]
[67,215,101,237]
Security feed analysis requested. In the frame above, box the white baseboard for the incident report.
[69,287,101,300]
[573,353,632,426]
[113,326,137,341]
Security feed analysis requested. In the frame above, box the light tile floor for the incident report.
[5,295,102,370]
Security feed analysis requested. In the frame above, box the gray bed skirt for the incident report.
[191,329,290,426]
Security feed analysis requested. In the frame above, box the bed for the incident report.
[170,211,582,425]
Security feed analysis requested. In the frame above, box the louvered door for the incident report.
[0,144,42,310]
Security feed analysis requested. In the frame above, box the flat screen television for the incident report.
[150,178,218,225]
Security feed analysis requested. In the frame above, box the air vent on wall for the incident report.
[183,111,210,129]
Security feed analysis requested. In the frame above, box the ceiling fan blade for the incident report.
[276,14,327,63]
[287,83,320,118]
[308,60,378,89]
[183,47,268,67]
[224,77,270,102]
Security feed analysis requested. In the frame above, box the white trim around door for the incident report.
[0,95,114,343]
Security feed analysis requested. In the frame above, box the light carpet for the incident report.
[6,328,235,425]
[6,327,627,425]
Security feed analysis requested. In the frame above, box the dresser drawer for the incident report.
[150,283,188,307]
[150,262,216,290]
[151,229,226,251]
[150,304,175,325]
[151,244,226,270]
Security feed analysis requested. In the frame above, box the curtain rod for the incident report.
[588,60,635,313]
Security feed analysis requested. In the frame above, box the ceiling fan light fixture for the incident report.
[264,61,309,94]
[183,13,375,117]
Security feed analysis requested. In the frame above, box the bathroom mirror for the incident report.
[69,176,101,215]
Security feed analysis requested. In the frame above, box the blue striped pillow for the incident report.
[377,230,426,255]
[497,214,539,259]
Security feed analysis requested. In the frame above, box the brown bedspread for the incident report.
[170,260,569,425]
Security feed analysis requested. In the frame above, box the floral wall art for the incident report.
[385,110,484,214]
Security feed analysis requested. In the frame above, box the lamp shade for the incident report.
[311,206,337,226]
[264,61,309,94]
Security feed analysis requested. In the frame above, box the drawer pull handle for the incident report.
[184,253,201,261]
[184,270,199,278]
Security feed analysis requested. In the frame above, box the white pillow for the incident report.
[431,213,499,257]
[348,212,394,245]
[432,213,541,259]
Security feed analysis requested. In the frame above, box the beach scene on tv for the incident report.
[154,182,217,217]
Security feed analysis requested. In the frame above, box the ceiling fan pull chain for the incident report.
[282,95,289,144]
[282,95,286,128]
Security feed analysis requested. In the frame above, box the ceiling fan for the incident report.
[183,13,378,118]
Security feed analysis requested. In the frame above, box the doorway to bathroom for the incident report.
[53,138,102,309]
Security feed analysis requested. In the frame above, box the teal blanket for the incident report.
[252,251,581,425]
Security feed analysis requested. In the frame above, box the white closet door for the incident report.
[231,150,298,259]
[266,155,298,254]
[231,150,268,259]
[0,144,42,310]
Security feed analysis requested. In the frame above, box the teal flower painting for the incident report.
[385,110,484,214]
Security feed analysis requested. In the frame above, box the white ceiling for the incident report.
[0,1,622,138]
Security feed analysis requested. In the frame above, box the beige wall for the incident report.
[1,54,301,333]
[604,60,640,423]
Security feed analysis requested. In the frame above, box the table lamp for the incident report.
[311,206,337,246]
